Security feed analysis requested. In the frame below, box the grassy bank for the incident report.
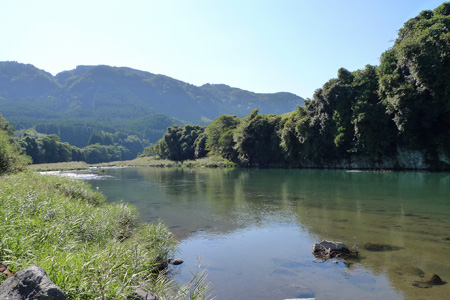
[27,155,237,172]
[27,161,91,171]
[0,171,208,299]
[97,155,236,169]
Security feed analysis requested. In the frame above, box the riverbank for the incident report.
[0,171,207,299]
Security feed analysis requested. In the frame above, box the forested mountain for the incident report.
[0,62,302,163]
[0,62,303,126]
[153,2,450,170]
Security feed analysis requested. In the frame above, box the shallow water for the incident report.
[84,168,450,300]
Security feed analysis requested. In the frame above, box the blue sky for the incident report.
[0,0,446,98]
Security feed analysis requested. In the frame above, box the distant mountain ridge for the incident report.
[0,61,304,123]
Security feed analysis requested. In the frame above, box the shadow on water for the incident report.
[87,167,450,300]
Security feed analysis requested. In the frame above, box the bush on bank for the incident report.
[0,171,177,299]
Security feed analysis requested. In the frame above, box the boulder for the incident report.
[131,288,160,300]
[312,240,350,258]
[0,266,66,300]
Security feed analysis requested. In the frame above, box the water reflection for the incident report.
[87,168,450,300]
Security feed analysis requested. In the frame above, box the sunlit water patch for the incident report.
[177,224,402,300]
[40,170,113,180]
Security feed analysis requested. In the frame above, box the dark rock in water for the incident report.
[413,273,445,288]
[363,242,403,252]
[0,266,66,299]
[168,258,184,266]
[313,240,350,259]
[131,288,160,300]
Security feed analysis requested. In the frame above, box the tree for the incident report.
[154,125,206,160]
[20,133,42,164]
[0,115,30,173]
[205,115,240,160]
[351,65,397,157]
[233,109,283,166]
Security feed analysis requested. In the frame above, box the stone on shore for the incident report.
[131,288,161,300]
[0,266,66,300]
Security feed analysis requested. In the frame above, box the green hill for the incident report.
[0,62,304,147]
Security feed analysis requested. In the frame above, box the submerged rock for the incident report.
[312,240,350,259]
[363,242,403,252]
[0,266,66,300]
[168,258,184,266]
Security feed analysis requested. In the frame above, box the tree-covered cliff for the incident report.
[152,3,450,170]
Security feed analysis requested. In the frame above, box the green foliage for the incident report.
[18,128,148,164]
[42,134,72,163]
[19,131,79,164]
[139,144,156,157]
[233,109,284,167]
[155,125,206,161]
[0,113,15,136]
[205,115,240,160]
[378,3,450,153]
[83,144,127,164]
[193,132,208,158]
[0,130,31,174]
[0,114,31,174]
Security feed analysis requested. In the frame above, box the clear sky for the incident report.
[0,0,446,99]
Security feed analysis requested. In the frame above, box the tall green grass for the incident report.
[0,171,210,299]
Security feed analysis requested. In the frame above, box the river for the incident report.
[75,167,450,300]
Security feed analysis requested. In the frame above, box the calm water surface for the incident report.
[82,167,450,300]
